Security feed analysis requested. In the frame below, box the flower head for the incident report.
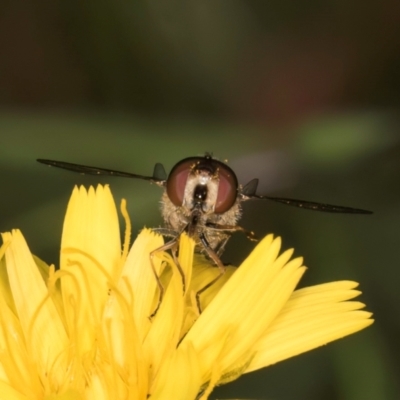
[0,185,373,399]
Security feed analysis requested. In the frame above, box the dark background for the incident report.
[1,1,399,399]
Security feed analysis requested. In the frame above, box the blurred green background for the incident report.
[1,1,399,399]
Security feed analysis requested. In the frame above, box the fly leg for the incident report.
[151,227,178,239]
[214,236,229,257]
[149,236,186,318]
[195,232,226,313]
[205,222,258,242]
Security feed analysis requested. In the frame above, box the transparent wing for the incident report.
[241,178,372,214]
[37,159,166,186]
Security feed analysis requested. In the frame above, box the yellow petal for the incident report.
[103,265,149,398]
[101,298,147,399]
[0,381,30,400]
[118,229,164,340]
[0,241,15,313]
[182,235,306,379]
[60,185,121,356]
[0,297,41,395]
[246,281,373,372]
[190,255,236,309]
[144,233,195,378]
[45,390,84,400]
[149,342,202,400]
[2,230,68,389]
[84,373,109,400]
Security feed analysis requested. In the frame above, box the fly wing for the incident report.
[251,194,373,214]
[240,178,372,214]
[37,159,166,186]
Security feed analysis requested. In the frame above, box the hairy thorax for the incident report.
[160,191,242,254]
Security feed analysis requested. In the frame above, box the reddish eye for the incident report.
[214,162,238,213]
[166,157,198,206]
[166,156,238,212]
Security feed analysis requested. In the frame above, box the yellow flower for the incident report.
[0,185,373,400]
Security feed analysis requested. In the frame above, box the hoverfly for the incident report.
[37,155,372,315]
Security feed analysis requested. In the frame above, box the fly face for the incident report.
[166,156,237,215]
[160,156,242,255]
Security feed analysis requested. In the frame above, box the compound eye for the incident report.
[166,158,198,206]
[215,163,238,213]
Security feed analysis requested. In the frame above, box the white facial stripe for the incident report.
[182,171,220,214]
